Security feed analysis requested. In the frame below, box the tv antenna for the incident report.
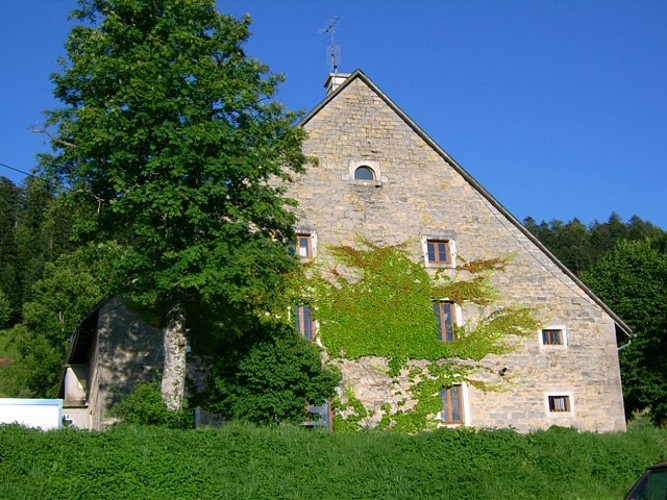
[319,16,342,74]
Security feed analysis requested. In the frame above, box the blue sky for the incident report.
[2,1,666,229]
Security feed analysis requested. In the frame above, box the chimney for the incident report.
[324,72,351,94]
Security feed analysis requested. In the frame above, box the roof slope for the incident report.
[299,69,632,339]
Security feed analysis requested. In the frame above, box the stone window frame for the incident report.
[433,300,461,343]
[295,229,317,260]
[438,382,470,428]
[421,234,457,269]
[539,325,567,350]
[545,392,575,417]
[343,160,384,186]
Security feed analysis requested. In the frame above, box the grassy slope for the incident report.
[0,423,665,499]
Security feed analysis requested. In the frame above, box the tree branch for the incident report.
[31,126,77,149]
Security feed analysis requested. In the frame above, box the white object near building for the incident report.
[0,398,63,430]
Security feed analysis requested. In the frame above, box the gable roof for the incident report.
[299,69,632,339]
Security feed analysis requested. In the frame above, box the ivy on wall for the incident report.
[291,237,541,432]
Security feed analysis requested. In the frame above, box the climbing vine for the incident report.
[290,237,541,432]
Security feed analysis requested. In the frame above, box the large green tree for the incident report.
[39,0,309,408]
[580,239,667,426]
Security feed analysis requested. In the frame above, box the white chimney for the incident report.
[324,72,351,94]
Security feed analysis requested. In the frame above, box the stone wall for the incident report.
[93,297,164,429]
[287,74,626,432]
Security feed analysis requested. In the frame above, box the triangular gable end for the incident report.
[299,69,631,339]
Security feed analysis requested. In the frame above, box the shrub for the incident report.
[110,381,193,429]
[207,324,340,425]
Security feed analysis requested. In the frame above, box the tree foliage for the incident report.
[38,0,311,406]
[41,0,308,311]
[10,248,105,397]
[580,239,667,426]
[0,177,75,325]
[207,323,341,425]
[523,213,665,275]
[110,381,194,429]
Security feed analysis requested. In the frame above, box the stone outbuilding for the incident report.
[58,296,164,430]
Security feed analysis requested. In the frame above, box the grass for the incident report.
[0,423,665,499]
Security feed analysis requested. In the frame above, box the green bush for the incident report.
[110,381,193,429]
[207,324,340,425]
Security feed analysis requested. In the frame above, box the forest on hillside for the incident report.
[1,175,666,426]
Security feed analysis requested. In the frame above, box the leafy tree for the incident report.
[11,249,105,396]
[207,323,341,425]
[580,239,667,426]
[0,289,11,329]
[39,0,309,408]
[14,179,76,308]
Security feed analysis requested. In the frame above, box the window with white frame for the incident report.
[546,393,573,415]
[440,385,464,424]
[294,230,316,260]
[539,326,567,348]
[346,160,382,185]
[421,235,456,268]
[296,233,313,259]
[305,400,332,430]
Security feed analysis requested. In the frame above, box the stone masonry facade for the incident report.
[286,71,627,432]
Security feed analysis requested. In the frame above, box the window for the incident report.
[305,401,332,430]
[441,386,463,424]
[296,233,313,258]
[542,329,563,346]
[295,304,314,340]
[434,301,456,342]
[539,326,567,349]
[354,166,375,181]
[427,239,451,265]
[347,160,381,184]
[548,395,571,413]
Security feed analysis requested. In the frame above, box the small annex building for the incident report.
[286,69,630,432]
[58,296,164,430]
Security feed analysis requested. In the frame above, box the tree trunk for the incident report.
[161,303,187,411]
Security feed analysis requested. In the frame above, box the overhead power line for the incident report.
[0,161,45,182]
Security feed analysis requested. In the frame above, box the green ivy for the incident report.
[290,237,540,432]
[332,385,368,432]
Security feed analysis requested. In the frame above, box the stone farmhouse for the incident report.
[287,69,630,432]
[59,69,630,432]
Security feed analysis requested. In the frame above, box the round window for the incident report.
[354,166,375,181]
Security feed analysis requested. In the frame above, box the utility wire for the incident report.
[0,161,44,181]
